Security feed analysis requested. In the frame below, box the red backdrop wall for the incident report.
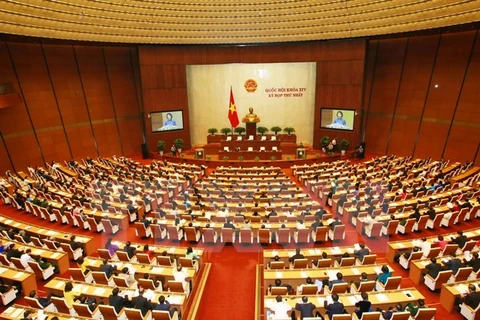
[138,40,366,154]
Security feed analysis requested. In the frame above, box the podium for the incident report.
[246,122,256,137]
[296,148,306,159]
[195,148,205,159]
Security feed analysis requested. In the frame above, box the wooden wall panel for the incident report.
[104,47,141,117]
[388,36,440,156]
[444,31,480,163]
[66,126,97,160]
[42,44,97,159]
[4,135,43,170]
[75,46,122,156]
[414,31,476,159]
[118,119,144,156]
[0,40,142,171]
[93,122,122,156]
[364,38,408,154]
[365,29,480,162]
[0,138,13,173]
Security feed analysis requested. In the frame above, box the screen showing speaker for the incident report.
[151,110,184,132]
[320,108,355,131]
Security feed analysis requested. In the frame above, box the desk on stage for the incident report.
[218,150,282,160]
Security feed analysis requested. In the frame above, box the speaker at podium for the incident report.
[296,148,306,159]
[195,148,205,159]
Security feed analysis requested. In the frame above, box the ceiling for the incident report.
[0,0,479,44]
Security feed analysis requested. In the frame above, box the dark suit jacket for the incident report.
[100,263,115,278]
[426,262,443,278]
[153,301,171,312]
[468,258,480,273]
[465,291,480,309]
[289,253,305,263]
[295,302,316,318]
[445,258,462,275]
[325,301,345,316]
[123,246,136,259]
[328,279,346,290]
[132,295,151,316]
[354,248,370,262]
[109,295,128,313]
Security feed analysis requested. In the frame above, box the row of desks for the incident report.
[386,227,480,263]
[264,288,424,315]
[0,215,95,256]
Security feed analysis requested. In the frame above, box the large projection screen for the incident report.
[187,62,316,146]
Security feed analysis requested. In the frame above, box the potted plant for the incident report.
[286,156,291,160]
[340,139,349,155]
[320,136,330,152]
[157,140,166,155]
[207,156,212,160]
[220,127,232,135]
[254,156,260,162]
[238,156,244,161]
[174,138,184,153]
[270,126,282,135]
[283,127,295,135]
[271,156,276,161]
[208,128,218,135]
[234,127,246,135]
[223,156,229,161]
[257,126,268,135]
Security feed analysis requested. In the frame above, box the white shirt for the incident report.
[20,253,34,268]
[270,301,292,319]
[421,241,431,259]
[173,268,189,290]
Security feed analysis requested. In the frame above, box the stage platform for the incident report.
[149,148,355,169]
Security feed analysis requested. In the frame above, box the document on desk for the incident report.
[351,268,360,275]
[327,270,337,280]
[300,272,308,278]
[348,295,359,304]
[316,297,325,305]
[376,293,389,302]
[275,272,283,279]
[93,288,106,296]
[0,267,7,274]
[332,247,342,254]
[55,281,65,289]
[168,295,183,304]
[456,284,469,294]
[396,243,405,248]
[151,267,165,273]
[326,295,334,305]
[13,272,24,279]
[50,253,61,259]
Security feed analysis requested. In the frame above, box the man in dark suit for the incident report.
[450,230,468,249]
[328,272,346,290]
[310,217,323,232]
[354,243,370,263]
[223,219,235,229]
[294,296,319,320]
[425,257,443,279]
[426,205,437,220]
[132,288,151,316]
[466,252,480,273]
[123,242,137,260]
[109,287,129,313]
[463,284,480,309]
[100,259,117,278]
[324,293,345,318]
[288,248,305,263]
[69,235,83,251]
[328,217,342,230]
[444,252,463,275]
[153,295,179,318]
